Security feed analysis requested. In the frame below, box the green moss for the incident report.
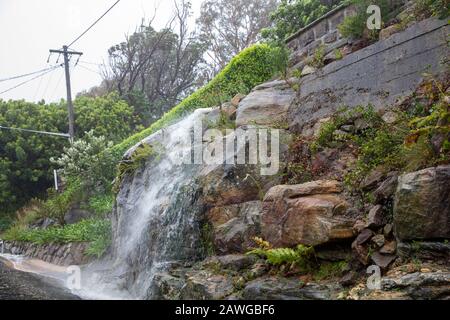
[113,143,156,193]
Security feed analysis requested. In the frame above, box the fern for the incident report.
[247,238,315,266]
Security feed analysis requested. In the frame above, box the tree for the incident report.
[261,0,343,44]
[0,93,137,215]
[196,0,279,73]
[103,0,206,126]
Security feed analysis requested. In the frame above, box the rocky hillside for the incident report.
[2,0,449,300]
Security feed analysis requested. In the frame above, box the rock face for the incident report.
[381,272,450,300]
[261,180,355,247]
[208,201,262,254]
[236,80,296,127]
[394,165,450,241]
[241,277,341,300]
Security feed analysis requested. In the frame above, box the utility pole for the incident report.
[49,46,83,141]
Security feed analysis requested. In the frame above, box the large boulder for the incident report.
[208,201,262,254]
[180,270,235,300]
[261,180,355,247]
[198,128,291,207]
[393,165,450,241]
[236,80,296,127]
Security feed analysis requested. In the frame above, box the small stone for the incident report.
[354,118,370,131]
[367,205,385,229]
[353,220,366,234]
[231,93,246,107]
[380,240,397,254]
[371,252,396,269]
[340,125,355,133]
[352,241,369,265]
[373,172,398,202]
[420,268,431,273]
[360,167,386,191]
[382,111,398,124]
[355,228,374,245]
[301,65,317,76]
[379,24,400,41]
[324,31,338,44]
[383,224,393,237]
[371,234,385,248]
[339,271,358,287]
[333,129,348,137]
[443,95,450,104]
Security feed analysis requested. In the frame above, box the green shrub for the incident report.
[50,130,116,192]
[43,179,83,225]
[110,44,285,160]
[0,215,13,233]
[87,193,115,217]
[311,105,382,152]
[307,45,326,68]
[414,0,450,19]
[338,0,391,40]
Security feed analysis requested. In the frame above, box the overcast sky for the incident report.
[0,0,202,103]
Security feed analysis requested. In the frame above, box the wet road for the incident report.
[0,257,80,300]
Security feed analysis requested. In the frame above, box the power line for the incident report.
[0,125,70,138]
[0,65,60,83]
[79,60,102,66]
[0,65,63,96]
[68,0,121,48]
[77,63,102,76]
[50,68,65,101]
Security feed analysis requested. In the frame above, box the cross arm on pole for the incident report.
[49,49,83,56]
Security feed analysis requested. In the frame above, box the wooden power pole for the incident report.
[49,46,83,141]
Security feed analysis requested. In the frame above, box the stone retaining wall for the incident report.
[1,240,91,266]
[288,18,449,133]
[286,1,406,71]
[286,4,355,70]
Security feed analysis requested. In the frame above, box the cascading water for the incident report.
[79,108,213,299]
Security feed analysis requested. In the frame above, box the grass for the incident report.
[1,219,111,258]
[313,261,348,281]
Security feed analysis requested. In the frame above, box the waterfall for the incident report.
[0,240,4,254]
[79,108,212,299]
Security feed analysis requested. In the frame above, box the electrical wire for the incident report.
[0,65,61,83]
[68,0,121,48]
[0,125,70,138]
[50,68,65,101]
[77,63,102,76]
[0,65,63,96]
